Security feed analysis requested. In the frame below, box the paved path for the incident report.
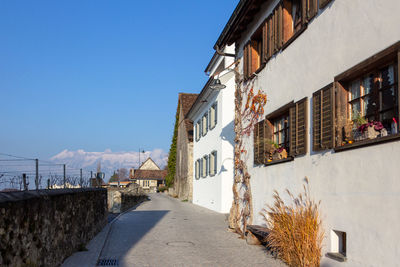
[63,193,285,267]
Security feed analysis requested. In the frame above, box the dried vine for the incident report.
[229,66,267,237]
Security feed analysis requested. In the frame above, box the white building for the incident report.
[186,46,236,213]
[213,0,400,266]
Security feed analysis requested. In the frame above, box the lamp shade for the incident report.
[210,79,226,90]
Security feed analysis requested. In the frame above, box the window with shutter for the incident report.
[202,112,208,136]
[195,121,201,141]
[283,0,306,44]
[209,102,217,130]
[312,84,334,151]
[290,97,308,156]
[333,42,400,150]
[209,151,217,176]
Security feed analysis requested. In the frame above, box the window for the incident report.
[244,25,263,79]
[327,230,347,262]
[202,112,208,136]
[195,159,200,179]
[314,41,400,151]
[254,99,307,165]
[273,114,290,152]
[201,155,208,178]
[283,0,303,43]
[349,64,398,132]
[195,120,201,141]
[209,102,218,129]
[209,151,217,176]
[244,0,318,77]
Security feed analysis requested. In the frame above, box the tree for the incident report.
[165,102,179,187]
[109,171,118,183]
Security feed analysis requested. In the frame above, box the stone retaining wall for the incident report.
[0,188,107,267]
[107,184,147,213]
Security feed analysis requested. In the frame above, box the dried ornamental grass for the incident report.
[260,180,324,267]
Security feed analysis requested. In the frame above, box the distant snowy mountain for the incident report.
[50,149,168,181]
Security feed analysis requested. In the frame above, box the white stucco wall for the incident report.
[192,47,235,213]
[235,0,400,266]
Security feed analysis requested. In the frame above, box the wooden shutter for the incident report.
[307,0,318,20]
[254,120,267,165]
[290,97,308,156]
[334,81,349,147]
[264,119,274,163]
[253,122,259,164]
[276,3,283,50]
[302,0,307,25]
[267,16,273,58]
[263,20,269,61]
[313,84,334,150]
[273,8,278,53]
[258,120,265,164]
[251,40,259,73]
[319,0,332,9]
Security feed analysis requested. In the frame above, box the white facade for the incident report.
[188,45,236,213]
[228,0,400,266]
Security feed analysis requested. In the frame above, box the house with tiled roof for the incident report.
[130,158,167,193]
[173,93,198,201]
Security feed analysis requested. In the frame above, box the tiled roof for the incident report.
[179,93,198,142]
[132,169,167,180]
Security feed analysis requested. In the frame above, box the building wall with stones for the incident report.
[174,93,198,201]
[0,188,107,267]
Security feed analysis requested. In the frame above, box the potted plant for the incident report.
[352,112,387,141]
[266,140,288,162]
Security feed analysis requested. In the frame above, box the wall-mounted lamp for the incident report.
[209,78,226,90]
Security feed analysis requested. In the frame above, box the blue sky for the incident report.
[0,0,239,160]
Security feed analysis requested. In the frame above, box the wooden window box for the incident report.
[334,133,400,153]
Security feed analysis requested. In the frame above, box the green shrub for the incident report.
[165,102,179,187]
[158,185,168,192]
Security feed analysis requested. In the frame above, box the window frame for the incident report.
[209,150,217,177]
[195,159,200,179]
[195,120,201,142]
[201,155,208,178]
[202,112,208,137]
[209,102,218,130]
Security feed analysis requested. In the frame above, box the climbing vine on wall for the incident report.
[229,65,267,237]
[166,102,180,187]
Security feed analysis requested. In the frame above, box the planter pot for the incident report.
[272,149,288,161]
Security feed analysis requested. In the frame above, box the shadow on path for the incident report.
[99,210,169,260]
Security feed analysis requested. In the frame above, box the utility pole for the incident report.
[90,171,93,179]
[63,164,66,189]
[80,168,83,188]
[22,173,28,191]
[35,159,39,190]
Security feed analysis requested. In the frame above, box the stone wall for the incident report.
[0,188,107,267]
[107,184,146,213]
[174,104,193,201]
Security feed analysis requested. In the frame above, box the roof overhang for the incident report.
[214,0,267,50]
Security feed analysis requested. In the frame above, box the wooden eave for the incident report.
[214,0,267,49]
